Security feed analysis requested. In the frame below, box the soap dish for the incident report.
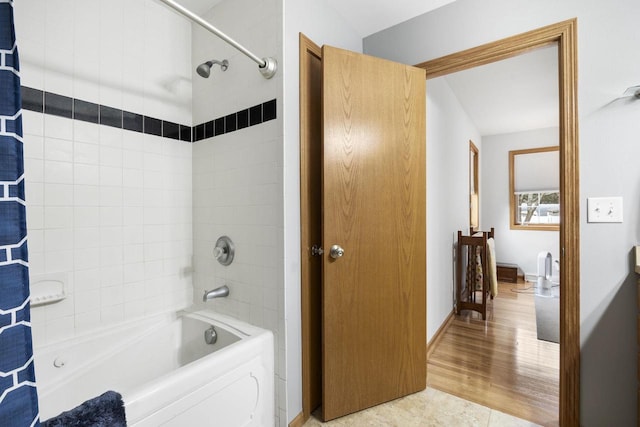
[30,273,67,306]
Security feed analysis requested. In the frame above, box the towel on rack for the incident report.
[42,390,126,427]
[486,238,498,297]
[474,248,484,290]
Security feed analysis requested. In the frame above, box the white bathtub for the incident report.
[34,310,274,426]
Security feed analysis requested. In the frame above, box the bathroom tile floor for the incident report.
[302,387,540,426]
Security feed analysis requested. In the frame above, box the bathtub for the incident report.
[34,310,274,426]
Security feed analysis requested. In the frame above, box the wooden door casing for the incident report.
[416,19,579,425]
[299,33,323,421]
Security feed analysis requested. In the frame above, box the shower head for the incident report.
[196,59,229,78]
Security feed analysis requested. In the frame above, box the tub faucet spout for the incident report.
[203,285,229,301]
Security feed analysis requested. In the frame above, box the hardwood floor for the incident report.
[427,281,559,426]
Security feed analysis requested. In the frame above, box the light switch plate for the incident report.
[587,197,623,223]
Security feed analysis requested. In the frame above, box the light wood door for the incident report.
[321,45,427,421]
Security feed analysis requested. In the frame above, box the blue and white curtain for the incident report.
[0,1,40,426]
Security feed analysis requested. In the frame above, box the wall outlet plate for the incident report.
[587,197,623,223]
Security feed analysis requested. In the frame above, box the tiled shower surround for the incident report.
[20,87,275,346]
[22,109,193,344]
[15,0,285,424]
[15,0,195,345]
[189,0,284,422]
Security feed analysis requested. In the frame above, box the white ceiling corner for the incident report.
[326,0,457,38]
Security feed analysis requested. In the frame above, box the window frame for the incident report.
[508,146,560,231]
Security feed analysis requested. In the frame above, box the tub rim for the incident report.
[35,309,263,400]
[123,310,273,424]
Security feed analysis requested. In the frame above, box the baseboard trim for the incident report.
[289,411,306,427]
[427,310,455,360]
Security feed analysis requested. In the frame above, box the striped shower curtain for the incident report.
[0,1,40,426]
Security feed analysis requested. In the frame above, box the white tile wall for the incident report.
[15,0,195,346]
[14,0,193,124]
[190,0,283,422]
[192,122,283,422]
[22,110,194,347]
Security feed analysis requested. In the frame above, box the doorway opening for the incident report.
[416,18,579,426]
[427,41,561,424]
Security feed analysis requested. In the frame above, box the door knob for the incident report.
[330,245,345,259]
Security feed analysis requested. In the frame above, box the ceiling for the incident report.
[443,45,559,136]
[177,0,455,37]
[168,0,558,136]
[176,0,223,16]
[325,0,456,37]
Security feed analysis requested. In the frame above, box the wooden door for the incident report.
[321,45,426,421]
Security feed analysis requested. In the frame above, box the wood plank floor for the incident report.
[427,281,559,426]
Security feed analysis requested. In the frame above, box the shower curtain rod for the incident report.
[156,0,277,79]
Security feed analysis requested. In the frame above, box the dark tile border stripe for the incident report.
[192,99,277,142]
[143,116,162,137]
[21,86,192,142]
[21,87,44,112]
[123,111,143,132]
[20,86,277,143]
[74,99,99,124]
[44,92,72,119]
[100,105,123,129]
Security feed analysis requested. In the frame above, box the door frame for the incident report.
[415,18,579,426]
[299,17,580,427]
[299,33,323,425]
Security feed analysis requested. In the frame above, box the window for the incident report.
[509,146,559,230]
[515,191,560,225]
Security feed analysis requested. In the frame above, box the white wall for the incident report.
[481,128,559,275]
[426,77,481,340]
[579,97,640,425]
[282,0,362,423]
[15,0,193,346]
[364,0,640,424]
[190,0,284,423]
